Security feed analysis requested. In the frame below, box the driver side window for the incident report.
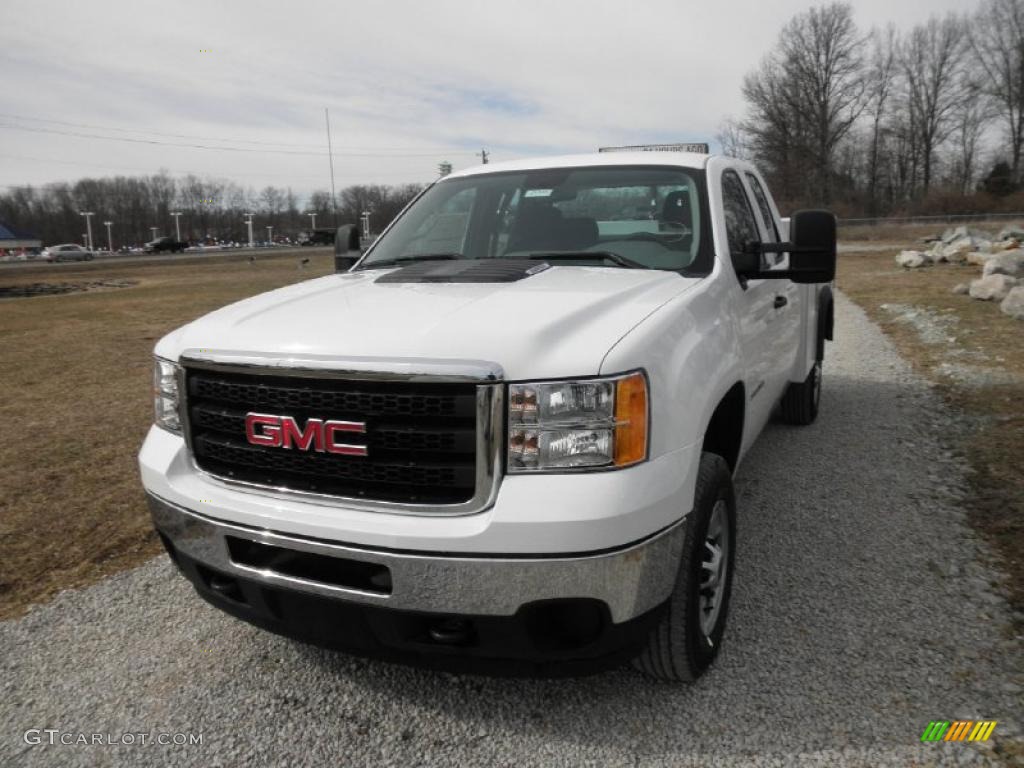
[721,170,760,258]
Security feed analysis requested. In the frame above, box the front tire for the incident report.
[633,452,736,682]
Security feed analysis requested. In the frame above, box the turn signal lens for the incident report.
[614,372,648,467]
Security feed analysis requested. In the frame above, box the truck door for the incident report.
[744,171,800,401]
[720,168,778,440]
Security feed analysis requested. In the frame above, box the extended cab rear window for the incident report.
[361,166,712,274]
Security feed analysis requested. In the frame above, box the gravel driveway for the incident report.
[2,293,1021,767]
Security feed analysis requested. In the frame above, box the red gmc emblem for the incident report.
[244,413,368,456]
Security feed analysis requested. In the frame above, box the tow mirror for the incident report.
[737,209,836,284]
[788,210,836,283]
[334,224,362,272]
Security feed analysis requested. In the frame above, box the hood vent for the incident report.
[374,259,548,284]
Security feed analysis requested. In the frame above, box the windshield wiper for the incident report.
[358,253,465,270]
[526,251,646,269]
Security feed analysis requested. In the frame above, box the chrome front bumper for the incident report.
[148,494,683,623]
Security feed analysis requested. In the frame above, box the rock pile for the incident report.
[894,224,1024,320]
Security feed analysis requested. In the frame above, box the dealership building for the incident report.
[0,221,42,254]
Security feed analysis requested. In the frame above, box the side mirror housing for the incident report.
[735,209,836,284]
[788,209,836,284]
[334,224,362,272]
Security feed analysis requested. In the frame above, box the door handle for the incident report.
[773,295,788,309]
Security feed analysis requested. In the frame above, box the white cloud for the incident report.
[1,0,971,198]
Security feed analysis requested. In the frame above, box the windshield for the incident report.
[358,166,708,272]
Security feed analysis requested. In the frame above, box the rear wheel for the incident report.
[780,360,821,425]
[632,452,736,682]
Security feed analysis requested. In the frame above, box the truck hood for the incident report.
[158,266,702,379]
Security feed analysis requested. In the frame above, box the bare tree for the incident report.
[778,2,867,203]
[742,56,808,204]
[970,0,1024,183]
[715,118,749,160]
[740,2,866,205]
[950,90,993,194]
[864,26,899,215]
[900,15,971,193]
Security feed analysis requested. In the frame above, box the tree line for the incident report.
[0,175,425,248]
[719,0,1024,216]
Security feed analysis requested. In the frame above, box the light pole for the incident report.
[307,212,317,231]
[244,214,254,248]
[170,212,182,242]
[104,221,113,252]
[79,211,95,251]
[150,227,159,240]
[266,225,274,244]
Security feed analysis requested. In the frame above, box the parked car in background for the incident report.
[42,244,95,262]
[299,228,336,246]
[144,236,189,254]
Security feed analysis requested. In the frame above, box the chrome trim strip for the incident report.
[148,493,684,623]
[179,355,504,516]
[180,351,504,383]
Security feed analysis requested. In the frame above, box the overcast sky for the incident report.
[2,0,968,201]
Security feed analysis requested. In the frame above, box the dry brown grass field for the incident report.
[0,249,333,619]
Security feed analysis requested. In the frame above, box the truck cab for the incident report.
[140,146,835,680]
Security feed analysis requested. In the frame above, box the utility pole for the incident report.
[325,107,338,226]
[244,213,254,248]
[308,212,317,231]
[104,221,113,252]
[361,210,371,237]
[478,148,489,164]
[79,211,95,251]
[170,211,182,242]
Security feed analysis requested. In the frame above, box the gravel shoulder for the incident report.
[1,292,1021,768]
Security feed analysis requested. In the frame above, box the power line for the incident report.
[0,152,436,189]
[0,122,476,158]
[0,151,326,181]
[0,112,479,155]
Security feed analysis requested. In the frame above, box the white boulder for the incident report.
[981,250,1024,278]
[967,250,1000,266]
[969,274,1019,301]
[941,225,988,244]
[934,236,990,263]
[896,250,930,268]
[951,282,970,295]
[996,225,1024,241]
[1000,286,1024,319]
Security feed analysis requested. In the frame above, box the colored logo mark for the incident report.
[921,721,997,742]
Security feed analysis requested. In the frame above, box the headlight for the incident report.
[153,358,181,433]
[508,371,648,472]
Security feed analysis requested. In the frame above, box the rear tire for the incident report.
[780,361,820,426]
[632,452,736,682]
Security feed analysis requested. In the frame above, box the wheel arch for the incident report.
[701,382,746,473]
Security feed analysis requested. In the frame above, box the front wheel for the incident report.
[632,452,736,682]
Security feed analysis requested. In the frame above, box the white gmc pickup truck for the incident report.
[140,146,836,681]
